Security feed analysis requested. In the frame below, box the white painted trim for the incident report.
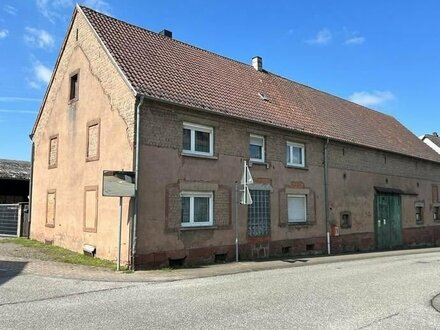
[180,191,213,227]
[250,134,265,162]
[286,141,305,167]
[423,138,440,155]
[182,122,214,156]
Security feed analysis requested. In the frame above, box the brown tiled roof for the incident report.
[80,6,440,163]
[0,159,31,180]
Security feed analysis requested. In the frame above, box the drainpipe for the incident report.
[27,136,35,239]
[324,138,330,255]
[131,95,144,271]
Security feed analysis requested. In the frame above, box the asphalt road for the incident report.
[1,251,440,329]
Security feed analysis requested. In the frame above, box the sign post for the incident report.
[235,161,253,262]
[103,170,136,271]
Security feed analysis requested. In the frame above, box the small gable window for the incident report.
[182,122,213,156]
[69,72,79,101]
[286,142,305,167]
[48,135,58,169]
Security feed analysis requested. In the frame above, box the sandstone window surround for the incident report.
[83,185,98,233]
[415,201,424,225]
[249,134,265,163]
[48,134,59,169]
[180,191,213,227]
[86,119,100,162]
[46,189,56,228]
[182,122,214,157]
[286,141,305,168]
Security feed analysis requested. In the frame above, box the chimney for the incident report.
[159,29,172,38]
[433,132,439,137]
[252,56,262,71]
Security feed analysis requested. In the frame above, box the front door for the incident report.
[375,194,402,249]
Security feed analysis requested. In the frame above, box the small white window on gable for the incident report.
[287,142,305,167]
[182,123,213,156]
[288,195,307,223]
[250,134,265,162]
[181,191,213,227]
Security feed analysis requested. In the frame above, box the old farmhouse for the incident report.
[30,5,440,268]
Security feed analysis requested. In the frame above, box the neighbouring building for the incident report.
[30,5,440,268]
[0,159,30,204]
[421,132,440,155]
[0,159,30,237]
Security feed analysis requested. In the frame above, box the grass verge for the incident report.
[0,237,125,270]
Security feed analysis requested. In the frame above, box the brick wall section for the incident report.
[136,98,440,267]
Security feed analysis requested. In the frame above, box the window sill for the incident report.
[48,165,57,169]
[45,223,55,228]
[288,222,314,227]
[416,221,424,226]
[286,164,308,170]
[249,161,269,168]
[68,98,78,105]
[180,225,217,231]
[181,152,218,160]
[86,157,99,162]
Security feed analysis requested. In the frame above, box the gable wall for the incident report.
[30,10,136,264]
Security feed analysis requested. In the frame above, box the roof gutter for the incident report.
[131,95,144,270]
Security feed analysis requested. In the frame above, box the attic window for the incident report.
[258,92,269,101]
[69,72,79,102]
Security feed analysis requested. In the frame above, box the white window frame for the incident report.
[287,141,305,167]
[250,134,265,162]
[287,194,307,223]
[180,191,213,227]
[182,122,214,156]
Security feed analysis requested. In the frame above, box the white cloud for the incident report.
[344,35,365,45]
[24,27,55,49]
[0,29,9,39]
[0,109,37,114]
[3,4,17,15]
[0,96,40,102]
[36,0,73,23]
[307,28,332,45]
[349,91,395,107]
[27,61,52,89]
[83,0,111,14]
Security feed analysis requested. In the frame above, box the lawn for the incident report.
[0,237,120,270]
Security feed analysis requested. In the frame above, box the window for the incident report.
[250,134,265,162]
[340,211,352,228]
[286,142,305,167]
[69,72,79,101]
[48,135,58,169]
[46,190,56,228]
[182,123,213,156]
[287,195,307,223]
[434,206,440,222]
[415,205,424,224]
[86,119,100,161]
[181,192,213,227]
[248,190,271,236]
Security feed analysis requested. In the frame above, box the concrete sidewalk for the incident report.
[1,246,440,283]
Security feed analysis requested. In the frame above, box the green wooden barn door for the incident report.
[375,194,402,249]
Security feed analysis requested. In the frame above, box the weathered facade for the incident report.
[30,6,440,268]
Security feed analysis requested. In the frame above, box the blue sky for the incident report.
[1,1,439,161]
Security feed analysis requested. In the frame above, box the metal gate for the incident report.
[0,204,19,236]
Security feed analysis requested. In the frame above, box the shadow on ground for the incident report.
[0,260,27,287]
